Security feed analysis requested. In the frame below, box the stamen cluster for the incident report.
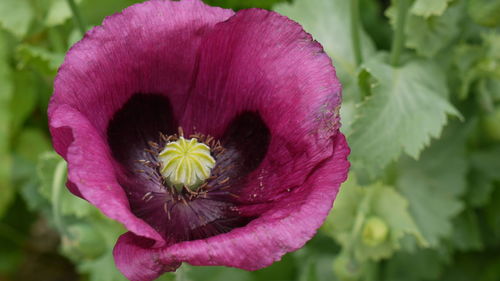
[136,128,230,200]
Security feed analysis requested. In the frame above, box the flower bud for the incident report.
[361,216,389,247]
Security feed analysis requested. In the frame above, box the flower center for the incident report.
[158,136,216,191]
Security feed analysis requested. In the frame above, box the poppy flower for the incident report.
[48,0,350,280]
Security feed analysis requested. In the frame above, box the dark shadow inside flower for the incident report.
[107,93,271,242]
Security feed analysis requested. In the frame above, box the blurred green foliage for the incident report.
[0,0,499,280]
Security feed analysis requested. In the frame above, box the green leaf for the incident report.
[453,43,486,99]
[0,196,35,275]
[359,0,393,50]
[62,222,107,260]
[36,152,131,280]
[274,0,376,87]
[440,252,500,281]
[467,170,495,207]
[79,0,142,26]
[0,31,13,217]
[470,146,500,181]
[387,0,464,58]
[178,254,298,281]
[37,152,94,219]
[467,145,500,208]
[66,216,127,280]
[184,265,254,281]
[15,128,51,163]
[455,32,500,99]
[78,247,178,281]
[339,100,356,136]
[349,56,459,176]
[451,210,483,251]
[332,252,366,281]
[358,183,426,260]
[203,0,286,10]
[251,254,296,281]
[468,0,500,27]
[15,44,64,77]
[296,258,319,281]
[67,28,83,47]
[410,0,453,17]
[45,0,80,27]
[9,71,38,134]
[79,251,128,281]
[396,123,467,247]
[0,0,33,39]
[0,248,22,274]
[396,184,461,248]
[324,174,424,261]
[484,186,500,246]
[292,241,340,281]
[386,249,448,281]
[12,129,51,214]
[480,30,500,69]
[406,1,463,58]
[322,175,362,243]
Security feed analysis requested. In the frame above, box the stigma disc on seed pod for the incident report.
[158,136,216,191]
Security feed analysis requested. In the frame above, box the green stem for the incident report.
[52,161,68,236]
[346,191,371,254]
[390,0,409,66]
[351,0,363,66]
[66,0,86,36]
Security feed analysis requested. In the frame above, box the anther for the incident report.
[142,192,154,202]
[206,136,214,145]
[219,177,230,185]
[148,141,159,148]
[163,202,171,220]
[180,196,189,206]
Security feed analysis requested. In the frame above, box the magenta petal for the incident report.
[50,104,164,243]
[181,8,343,202]
[50,0,350,279]
[166,135,349,267]
[49,0,235,245]
[114,233,182,281]
[51,0,234,134]
[113,135,349,280]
